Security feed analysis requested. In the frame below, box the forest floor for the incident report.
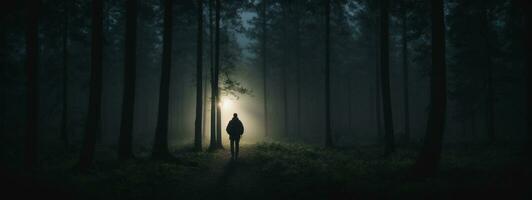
[3,142,532,200]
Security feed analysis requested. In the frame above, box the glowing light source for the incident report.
[219,97,233,110]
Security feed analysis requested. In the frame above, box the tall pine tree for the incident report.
[153,0,173,159]
[412,0,447,177]
[79,0,104,170]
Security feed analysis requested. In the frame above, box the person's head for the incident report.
[233,113,238,118]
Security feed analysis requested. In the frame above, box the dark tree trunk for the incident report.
[486,59,495,143]
[471,110,476,138]
[375,46,383,140]
[528,32,531,157]
[461,116,467,141]
[524,0,531,156]
[25,0,40,170]
[412,0,446,177]
[481,7,495,143]
[380,0,395,155]
[201,2,209,145]
[207,3,215,150]
[1,13,5,153]
[216,104,222,147]
[295,2,301,138]
[61,0,70,149]
[262,0,269,138]
[118,0,137,160]
[209,84,216,150]
[153,0,173,159]
[374,9,383,140]
[179,79,185,134]
[401,3,410,143]
[208,0,217,150]
[282,63,288,137]
[194,0,204,151]
[202,59,208,145]
[79,0,103,170]
[282,4,289,138]
[324,0,333,148]
[347,72,353,136]
[213,0,223,149]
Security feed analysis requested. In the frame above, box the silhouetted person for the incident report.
[226,113,244,160]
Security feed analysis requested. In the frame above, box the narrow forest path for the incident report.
[187,144,268,200]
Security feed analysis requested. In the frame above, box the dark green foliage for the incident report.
[5,143,530,199]
[251,143,530,198]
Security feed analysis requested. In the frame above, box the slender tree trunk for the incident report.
[1,15,5,154]
[202,63,208,144]
[216,27,230,147]
[213,0,223,149]
[208,2,215,150]
[401,4,410,143]
[201,8,209,145]
[471,110,476,138]
[208,0,217,150]
[209,82,216,150]
[262,0,269,138]
[25,0,40,170]
[486,59,495,143]
[461,115,467,142]
[380,0,395,155]
[202,75,207,144]
[118,0,137,160]
[368,70,375,138]
[376,51,383,140]
[179,78,185,134]
[524,0,531,156]
[347,72,353,137]
[153,0,173,159]
[282,64,288,137]
[324,0,333,148]
[295,1,301,137]
[374,10,383,140]
[79,0,103,170]
[216,103,222,147]
[194,0,204,151]
[401,6,410,143]
[412,0,446,177]
[61,0,70,149]
[481,8,495,143]
[282,6,289,138]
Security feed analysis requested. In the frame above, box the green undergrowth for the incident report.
[249,142,531,199]
[3,142,530,199]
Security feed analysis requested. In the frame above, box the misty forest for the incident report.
[1,0,531,199]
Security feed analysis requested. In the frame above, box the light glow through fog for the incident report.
[215,95,262,144]
[220,97,234,110]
